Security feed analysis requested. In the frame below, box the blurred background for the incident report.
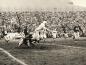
[0,0,86,34]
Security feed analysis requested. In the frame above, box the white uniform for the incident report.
[32,31,40,40]
[4,33,25,41]
[64,33,68,38]
[52,31,57,38]
[74,32,80,39]
[40,30,47,39]
[33,21,47,40]
[35,21,47,31]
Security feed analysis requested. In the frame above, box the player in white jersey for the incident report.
[33,21,48,40]
[35,21,47,31]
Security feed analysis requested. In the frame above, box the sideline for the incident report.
[0,48,28,65]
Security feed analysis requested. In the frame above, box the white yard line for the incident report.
[0,48,28,65]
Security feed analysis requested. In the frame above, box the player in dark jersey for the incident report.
[73,25,83,39]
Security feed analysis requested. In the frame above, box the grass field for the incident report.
[0,38,86,65]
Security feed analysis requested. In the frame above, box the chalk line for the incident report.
[0,48,28,65]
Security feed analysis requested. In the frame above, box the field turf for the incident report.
[0,38,86,65]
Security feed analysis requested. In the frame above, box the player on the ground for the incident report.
[18,21,50,47]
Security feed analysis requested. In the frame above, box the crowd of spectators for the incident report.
[0,10,86,35]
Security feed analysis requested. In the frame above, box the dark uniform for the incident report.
[24,26,28,36]
[1,28,7,38]
[19,26,35,47]
[61,24,68,38]
[73,25,83,39]
[73,25,82,32]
